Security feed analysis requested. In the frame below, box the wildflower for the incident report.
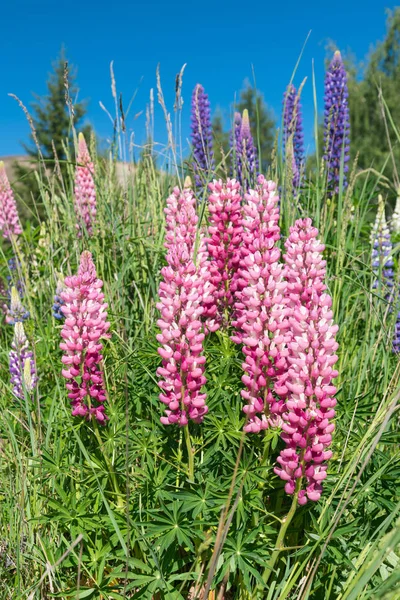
[157,188,208,425]
[74,133,96,236]
[207,178,243,324]
[191,84,214,191]
[60,251,110,424]
[0,161,22,238]
[274,219,339,505]
[371,196,394,293]
[9,322,37,399]
[233,176,289,433]
[7,286,29,325]
[283,85,304,190]
[323,51,350,195]
[53,276,66,320]
[235,109,258,188]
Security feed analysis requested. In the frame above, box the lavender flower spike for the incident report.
[323,50,350,195]
[9,322,37,399]
[191,84,214,190]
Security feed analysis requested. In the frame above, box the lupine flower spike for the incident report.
[74,133,96,236]
[60,251,110,423]
[323,51,350,195]
[233,176,289,433]
[7,286,29,325]
[53,275,66,320]
[236,109,258,188]
[230,112,242,177]
[274,219,339,505]
[283,85,305,190]
[0,161,22,238]
[156,187,209,425]
[207,178,243,324]
[191,84,214,191]
[371,196,394,294]
[9,322,37,399]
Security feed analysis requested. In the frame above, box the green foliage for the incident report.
[349,8,400,185]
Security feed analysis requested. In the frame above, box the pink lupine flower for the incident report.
[0,161,22,238]
[60,251,110,424]
[274,218,339,505]
[157,188,209,425]
[233,176,289,433]
[207,178,243,324]
[74,133,96,236]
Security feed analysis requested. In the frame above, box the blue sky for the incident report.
[0,0,396,159]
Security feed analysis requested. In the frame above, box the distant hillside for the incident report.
[0,155,135,187]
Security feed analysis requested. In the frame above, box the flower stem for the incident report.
[93,422,124,507]
[184,424,194,482]
[258,484,300,593]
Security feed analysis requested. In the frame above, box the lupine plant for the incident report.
[190,84,214,191]
[60,251,110,423]
[0,161,22,238]
[283,84,305,190]
[9,321,37,399]
[74,133,96,236]
[324,50,350,195]
[2,51,400,600]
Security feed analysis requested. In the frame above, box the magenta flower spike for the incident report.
[207,178,243,324]
[274,218,339,505]
[74,133,96,236]
[156,187,209,425]
[0,161,22,239]
[232,175,289,433]
[60,251,110,424]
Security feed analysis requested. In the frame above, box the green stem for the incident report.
[93,423,124,506]
[184,424,194,482]
[258,485,300,592]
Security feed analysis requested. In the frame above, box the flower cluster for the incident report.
[233,176,288,432]
[323,51,350,195]
[74,133,96,236]
[283,85,304,190]
[156,187,208,425]
[9,322,37,399]
[60,251,110,424]
[191,84,214,191]
[274,219,338,505]
[207,178,243,323]
[0,161,22,238]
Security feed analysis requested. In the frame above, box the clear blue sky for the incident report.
[0,0,396,160]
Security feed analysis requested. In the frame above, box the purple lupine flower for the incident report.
[236,109,258,188]
[283,85,304,189]
[6,287,29,325]
[230,112,242,178]
[53,276,66,321]
[191,84,214,191]
[9,322,37,399]
[323,51,350,195]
